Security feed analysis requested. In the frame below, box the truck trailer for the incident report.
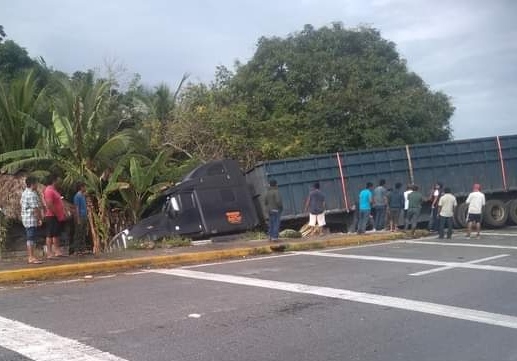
[112,134,517,246]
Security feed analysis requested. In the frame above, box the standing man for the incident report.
[264,179,283,242]
[72,181,88,254]
[437,187,457,239]
[387,182,404,232]
[406,185,424,237]
[403,184,413,230]
[465,183,486,239]
[20,176,43,264]
[373,179,388,231]
[43,174,67,258]
[428,182,443,232]
[358,182,374,234]
[304,182,326,234]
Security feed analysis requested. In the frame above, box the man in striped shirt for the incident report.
[20,176,43,264]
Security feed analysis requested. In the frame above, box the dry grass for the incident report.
[0,174,74,222]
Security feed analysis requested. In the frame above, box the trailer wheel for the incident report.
[506,199,517,225]
[483,200,508,228]
[454,202,469,228]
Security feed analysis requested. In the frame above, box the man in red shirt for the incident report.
[43,174,67,258]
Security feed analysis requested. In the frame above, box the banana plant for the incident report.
[118,151,171,223]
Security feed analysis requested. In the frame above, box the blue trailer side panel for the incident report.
[246,134,517,224]
[342,147,410,205]
[501,135,517,191]
[409,137,504,197]
[246,155,347,221]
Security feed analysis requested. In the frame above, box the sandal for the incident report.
[28,259,43,264]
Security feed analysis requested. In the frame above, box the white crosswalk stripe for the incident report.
[0,316,128,361]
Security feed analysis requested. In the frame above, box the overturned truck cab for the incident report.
[111,160,260,248]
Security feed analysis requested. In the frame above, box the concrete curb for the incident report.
[0,232,411,284]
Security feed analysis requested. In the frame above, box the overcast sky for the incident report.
[2,0,516,140]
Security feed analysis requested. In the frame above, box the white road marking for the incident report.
[124,271,147,275]
[150,268,517,330]
[409,254,510,276]
[96,274,117,279]
[478,233,517,237]
[0,316,128,361]
[191,239,212,246]
[296,251,451,265]
[54,279,83,284]
[404,240,517,250]
[182,253,298,269]
[294,251,517,274]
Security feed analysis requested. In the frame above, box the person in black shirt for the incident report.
[305,182,326,234]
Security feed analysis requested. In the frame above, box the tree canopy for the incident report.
[173,23,453,166]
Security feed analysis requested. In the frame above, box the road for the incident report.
[1,229,517,361]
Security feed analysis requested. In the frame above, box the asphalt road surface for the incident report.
[1,229,517,361]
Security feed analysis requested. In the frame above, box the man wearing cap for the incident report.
[465,183,485,239]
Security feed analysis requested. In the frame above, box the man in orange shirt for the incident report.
[43,174,67,258]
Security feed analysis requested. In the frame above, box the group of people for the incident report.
[264,178,487,241]
[355,180,486,239]
[20,175,89,264]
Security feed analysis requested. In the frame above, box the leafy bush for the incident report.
[160,236,192,248]
[240,231,268,241]
[279,229,302,238]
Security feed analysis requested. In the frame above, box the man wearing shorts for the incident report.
[465,183,485,239]
[20,176,43,264]
[43,174,67,258]
[305,182,326,233]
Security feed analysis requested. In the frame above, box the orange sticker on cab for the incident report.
[226,211,242,224]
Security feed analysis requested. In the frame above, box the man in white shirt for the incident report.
[465,183,486,238]
[403,184,413,230]
[428,183,442,232]
[437,187,457,239]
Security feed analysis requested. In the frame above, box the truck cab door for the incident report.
[168,192,204,235]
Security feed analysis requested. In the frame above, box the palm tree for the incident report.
[0,70,50,154]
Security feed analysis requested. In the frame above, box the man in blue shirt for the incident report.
[358,182,373,234]
[72,182,88,255]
